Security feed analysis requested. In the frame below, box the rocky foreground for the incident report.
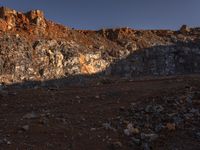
[0,7,199,150]
[0,76,200,150]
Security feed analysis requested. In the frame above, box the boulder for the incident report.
[0,7,17,30]
[25,10,46,28]
[180,25,190,34]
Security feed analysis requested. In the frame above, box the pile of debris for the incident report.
[107,87,200,149]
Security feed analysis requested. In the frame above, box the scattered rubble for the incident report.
[0,75,199,149]
[106,85,200,149]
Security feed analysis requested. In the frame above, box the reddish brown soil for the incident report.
[0,75,200,150]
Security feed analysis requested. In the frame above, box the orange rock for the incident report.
[0,19,7,31]
[166,123,176,131]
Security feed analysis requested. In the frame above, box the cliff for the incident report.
[0,7,200,85]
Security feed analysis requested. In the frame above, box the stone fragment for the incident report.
[102,123,116,131]
[140,133,159,141]
[124,123,140,136]
[23,112,38,119]
[166,123,176,131]
[21,125,30,131]
[131,137,141,145]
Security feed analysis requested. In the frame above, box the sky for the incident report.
[0,0,199,30]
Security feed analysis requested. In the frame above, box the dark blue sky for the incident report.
[0,0,199,30]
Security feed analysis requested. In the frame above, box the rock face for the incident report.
[0,7,46,32]
[0,7,200,85]
[0,7,17,30]
[25,10,46,30]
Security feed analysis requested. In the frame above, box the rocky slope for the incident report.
[0,7,200,85]
[0,7,200,150]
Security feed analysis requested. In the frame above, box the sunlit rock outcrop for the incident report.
[0,7,200,85]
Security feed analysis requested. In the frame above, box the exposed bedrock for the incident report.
[0,7,200,85]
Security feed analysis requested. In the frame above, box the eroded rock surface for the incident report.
[0,7,200,85]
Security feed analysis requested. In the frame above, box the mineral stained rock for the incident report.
[0,7,200,85]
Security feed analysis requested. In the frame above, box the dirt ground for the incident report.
[0,75,200,150]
